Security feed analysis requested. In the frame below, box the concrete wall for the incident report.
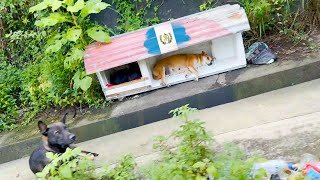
[90,0,237,30]
[91,0,302,32]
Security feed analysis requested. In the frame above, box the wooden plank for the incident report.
[106,85,151,99]
[105,77,149,90]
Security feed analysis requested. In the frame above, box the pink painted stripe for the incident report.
[85,18,233,74]
[86,20,227,64]
[86,51,150,74]
[86,42,145,63]
[86,30,148,50]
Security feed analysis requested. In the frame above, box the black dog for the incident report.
[110,63,142,85]
[29,113,98,174]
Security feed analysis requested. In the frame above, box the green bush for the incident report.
[0,61,20,131]
[0,0,46,131]
[37,148,137,180]
[143,105,214,179]
[0,0,113,130]
[143,105,266,180]
[0,0,164,131]
[199,0,303,38]
[0,0,46,66]
[239,0,297,37]
[38,105,266,180]
[100,155,137,180]
[28,0,111,108]
[36,148,98,179]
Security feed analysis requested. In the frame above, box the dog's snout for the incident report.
[69,134,76,141]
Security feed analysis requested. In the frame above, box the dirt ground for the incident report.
[261,31,320,61]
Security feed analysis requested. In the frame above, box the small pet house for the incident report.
[84,4,250,100]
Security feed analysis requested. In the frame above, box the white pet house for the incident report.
[84,4,250,100]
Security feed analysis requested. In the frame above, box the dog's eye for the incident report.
[207,57,209,60]
[54,130,60,135]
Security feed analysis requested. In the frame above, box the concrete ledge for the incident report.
[1,53,320,164]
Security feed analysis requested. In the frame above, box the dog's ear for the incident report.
[201,51,206,55]
[38,121,48,135]
[61,113,68,124]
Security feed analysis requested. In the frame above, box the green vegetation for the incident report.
[38,105,267,180]
[100,154,137,180]
[36,148,97,179]
[0,0,161,132]
[111,0,160,34]
[0,0,111,131]
[200,0,216,12]
[200,0,319,42]
[1,0,319,131]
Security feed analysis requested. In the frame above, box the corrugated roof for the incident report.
[84,4,250,75]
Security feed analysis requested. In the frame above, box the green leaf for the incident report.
[86,26,111,42]
[72,71,92,91]
[195,175,206,180]
[45,33,67,54]
[193,161,206,169]
[207,164,219,178]
[59,165,73,178]
[66,28,82,42]
[73,70,81,80]
[72,147,81,155]
[64,48,84,70]
[29,0,64,12]
[80,0,110,18]
[254,168,267,179]
[73,73,81,90]
[80,76,92,91]
[29,0,49,12]
[45,40,62,54]
[172,175,184,180]
[67,0,84,12]
[50,0,64,11]
[65,0,74,6]
[49,177,60,180]
[36,171,46,178]
[35,13,70,27]
[46,152,55,160]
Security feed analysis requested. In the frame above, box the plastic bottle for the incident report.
[300,153,319,165]
[289,153,319,171]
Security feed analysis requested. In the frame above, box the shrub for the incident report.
[0,0,46,131]
[0,0,112,130]
[38,105,267,180]
[0,0,45,66]
[100,154,137,180]
[142,105,267,180]
[28,0,111,108]
[199,0,312,39]
[36,148,98,179]
[238,0,297,38]
[0,61,20,131]
[37,148,137,180]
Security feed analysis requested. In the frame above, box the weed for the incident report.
[112,0,160,33]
